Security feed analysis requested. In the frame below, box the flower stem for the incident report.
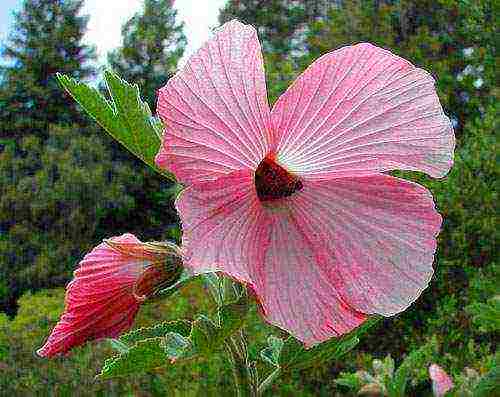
[226,331,258,396]
[257,368,280,396]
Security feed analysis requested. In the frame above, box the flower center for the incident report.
[254,154,303,202]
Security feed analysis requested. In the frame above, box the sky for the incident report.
[0,0,228,66]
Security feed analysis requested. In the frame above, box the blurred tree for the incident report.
[0,0,96,142]
[0,124,139,314]
[0,0,179,314]
[107,0,186,112]
[303,0,497,134]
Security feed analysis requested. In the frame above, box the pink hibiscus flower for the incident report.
[429,364,454,396]
[37,234,182,357]
[155,20,455,346]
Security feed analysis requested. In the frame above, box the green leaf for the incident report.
[189,293,250,355]
[467,296,500,333]
[473,352,500,397]
[163,332,195,361]
[334,372,364,391]
[119,320,191,345]
[278,316,381,371]
[108,338,130,353]
[218,293,249,337]
[260,336,284,368]
[389,338,437,397]
[190,314,220,354]
[151,271,195,301]
[97,337,169,380]
[202,273,224,305]
[56,71,174,180]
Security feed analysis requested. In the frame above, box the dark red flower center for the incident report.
[254,154,303,202]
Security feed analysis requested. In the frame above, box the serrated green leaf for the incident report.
[279,316,381,371]
[473,352,500,397]
[119,320,191,345]
[97,337,169,380]
[108,338,130,353]
[190,314,220,354]
[163,332,194,361]
[56,71,174,180]
[260,336,284,367]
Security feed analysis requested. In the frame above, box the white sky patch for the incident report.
[174,0,228,67]
[81,0,228,67]
[82,0,144,65]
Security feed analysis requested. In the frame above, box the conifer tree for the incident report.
[108,0,186,111]
[0,0,96,141]
[0,0,139,314]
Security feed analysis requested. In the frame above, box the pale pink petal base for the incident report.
[176,171,271,284]
[429,364,454,396]
[37,234,145,357]
[258,209,367,345]
[177,172,442,346]
[177,172,366,346]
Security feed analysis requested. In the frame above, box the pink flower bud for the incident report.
[37,233,182,358]
[429,364,454,397]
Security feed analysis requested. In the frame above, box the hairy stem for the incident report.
[257,368,281,396]
[226,331,257,397]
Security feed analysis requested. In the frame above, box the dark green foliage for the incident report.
[473,352,500,397]
[0,0,96,141]
[467,296,500,333]
[0,124,137,311]
[107,0,186,112]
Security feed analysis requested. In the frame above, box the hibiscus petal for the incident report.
[36,293,139,357]
[286,174,441,316]
[37,234,145,357]
[429,364,454,397]
[259,209,367,346]
[176,170,271,283]
[271,43,454,179]
[176,172,366,346]
[156,20,272,184]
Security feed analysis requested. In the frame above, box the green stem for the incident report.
[226,333,257,397]
[205,274,257,396]
[257,368,280,396]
